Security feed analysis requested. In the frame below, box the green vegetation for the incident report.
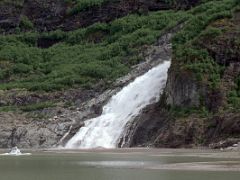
[2,0,236,93]
[0,102,56,112]
[172,0,240,110]
[0,0,24,7]
[0,10,188,92]
[170,106,211,118]
[65,0,111,15]
[0,0,239,112]
[19,15,34,30]
[173,0,237,89]
[20,102,56,112]
[228,77,240,109]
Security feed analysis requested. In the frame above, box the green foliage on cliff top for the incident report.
[173,0,237,88]
[172,0,240,110]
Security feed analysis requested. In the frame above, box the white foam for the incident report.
[66,61,170,149]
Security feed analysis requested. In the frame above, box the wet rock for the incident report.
[209,138,240,149]
[119,101,205,148]
[123,100,240,148]
[164,67,203,108]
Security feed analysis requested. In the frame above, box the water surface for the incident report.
[0,149,240,180]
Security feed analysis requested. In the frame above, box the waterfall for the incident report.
[65,61,170,149]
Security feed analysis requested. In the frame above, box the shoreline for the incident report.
[1,147,239,155]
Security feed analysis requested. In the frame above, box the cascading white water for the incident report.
[65,61,170,149]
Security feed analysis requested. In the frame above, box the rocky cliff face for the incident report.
[0,0,201,33]
[1,0,165,33]
[0,0,238,149]
[122,9,240,148]
[0,23,172,148]
[164,65,203,108]
[121,103,240,148]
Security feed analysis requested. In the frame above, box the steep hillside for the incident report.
[0,0,200,33]
[0,0,239,148]
[122,0,240,148]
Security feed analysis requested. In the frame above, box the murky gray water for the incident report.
[0,149,240,180]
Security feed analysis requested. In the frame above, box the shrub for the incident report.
[19,15,34,30]
[66,0,109,15]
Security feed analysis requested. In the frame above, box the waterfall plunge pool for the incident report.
[0,148,240,180]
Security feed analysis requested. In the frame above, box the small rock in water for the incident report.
[9,146,21,154]
[1,146,32,156]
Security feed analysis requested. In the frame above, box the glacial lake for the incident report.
[0,149,240,180]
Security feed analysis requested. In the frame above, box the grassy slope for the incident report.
[171,0,240,114]
[0,11,188,91]
[0,0,239,112]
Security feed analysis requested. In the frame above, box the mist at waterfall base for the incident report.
[65,61,171,149]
